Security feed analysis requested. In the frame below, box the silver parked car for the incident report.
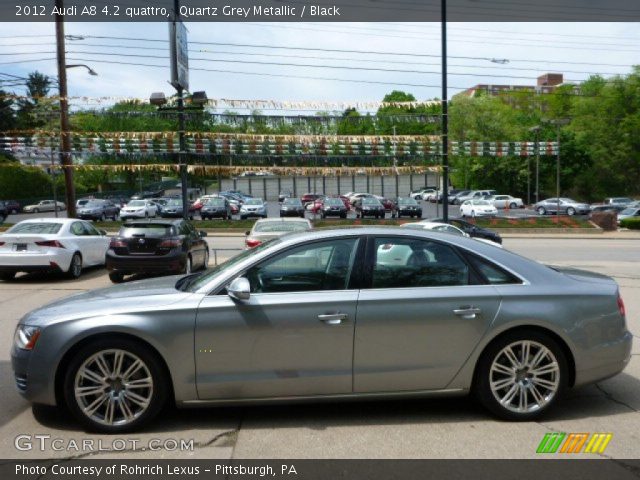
[11,228,631,432]
[534,198,590,216]
[23,200,66,213]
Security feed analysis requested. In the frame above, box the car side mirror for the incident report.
[199,231,207,238]
[228,277,250,301]
[245,231,250,236]
[99,229,107,236]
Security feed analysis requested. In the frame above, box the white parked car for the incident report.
[119,199,158,220]
[400,221,503,247]
[409,189,436,201]
[459,199,498,218]
[486,195,524,209]
[245,217,312,248]
[455,190,497,205]
[0,219,110,280]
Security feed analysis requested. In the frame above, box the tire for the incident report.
[183,255,192,275]
[202,249,209,270]
[109,272,124,283]
[300,213,305,218]
[509,202,518,209]
[66,253,82,279]
[63,338,167,433]
[10,208,17,215]
[144,212,149,219]
[474,330,568,421]
[537,207,546,216]
[566,207,576,216]
[100,213,106,222]
[340,213,347,219]
[0,271,15,281]
[33,208,39,214]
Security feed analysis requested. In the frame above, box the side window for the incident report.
[244,238,359,294]
[70,222,87,236]
[372,237,470,289]
[82,222,100,236]
[467,254,522,285]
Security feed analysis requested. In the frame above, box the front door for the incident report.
[195,237,362,399]
[354,235,502,393]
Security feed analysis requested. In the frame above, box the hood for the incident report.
[21,275,194,327]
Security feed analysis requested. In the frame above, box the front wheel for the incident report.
[474,331,568,421]
[63,338,167,433]
[109,272,124,283]
[509,202,517,209]
[566,207,576,216]
[183,255,192,275]
[33,208,39,213]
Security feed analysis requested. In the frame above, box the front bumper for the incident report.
[120,211,146,219]
[280,209,304,217]
[106,249,186,274]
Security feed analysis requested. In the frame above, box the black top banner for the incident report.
[5,0,640,22]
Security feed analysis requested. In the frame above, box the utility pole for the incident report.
[441,0,449,221]
[55,0,76,218]
[172,0,188,219]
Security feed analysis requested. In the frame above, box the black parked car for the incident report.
[76,199,120,221]
[160,199,197,220]
[354,197,386,219]
[279,197,305,218]
[2,199,20,214]
[201,197,232,220]
[392,197,422,218]
[319,197,348,218]
[106,219,209,283]
[431,217,503,245]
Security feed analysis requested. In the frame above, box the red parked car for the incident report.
[338,195,352,211]
[300,193,324,206]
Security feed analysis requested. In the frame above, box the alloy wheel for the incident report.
[489,340,560,414]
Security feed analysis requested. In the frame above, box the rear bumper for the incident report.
[574,331,633,387]
[0,251,72,272]
[106,249,186,274]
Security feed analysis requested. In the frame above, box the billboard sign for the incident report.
[170,21,189,91]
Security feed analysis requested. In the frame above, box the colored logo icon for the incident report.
[537,433,612,454]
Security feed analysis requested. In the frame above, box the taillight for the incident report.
[0,241,5,246]
[109,238,127,248]
[246,238,262,248]
[35,240,65,248]
[159,238,181,248]
[618,295,626,317]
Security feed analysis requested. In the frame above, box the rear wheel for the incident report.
[202,250,209,270]
[63,338,167,433]
[474,330,568,421]
[509,202,517,209]
[109,272,124,283]
[67,253,83,279]
[33,208,39,213]
[183,255,192,275]
[537,207,546,216]
[566,207,576,216]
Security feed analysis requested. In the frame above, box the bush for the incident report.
[619,218,640,230]
[0,164,52,200]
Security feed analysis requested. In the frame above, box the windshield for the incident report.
[283,198,302,206]
[120,224,175,237]
[324,198,343,206]
[245,198,263,205]
[167,199,183,207]
[398,198,418,205]
[204,198,225,206]
[7,222,62,234]
[253,221,310,233]
[362,198,380,205]
[472,200,490,206]
[621,208,638,215]
[127,200,145,207]
[84,201,104,208]
[181,238,281,292]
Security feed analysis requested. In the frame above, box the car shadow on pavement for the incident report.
[29,371,640,433]
[0,362,32,429]
[4,266,107,284]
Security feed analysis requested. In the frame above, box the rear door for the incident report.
[354,235,502,393]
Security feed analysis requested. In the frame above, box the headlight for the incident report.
[14,325,41,350]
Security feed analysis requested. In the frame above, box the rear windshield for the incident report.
[120,224,175,237]
[253,221,309,233]
[283,198,302,206]
[7,223,62,234]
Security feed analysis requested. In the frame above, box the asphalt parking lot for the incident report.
[0,236,638,460]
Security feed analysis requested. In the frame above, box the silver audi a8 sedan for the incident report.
[11,227,632,432]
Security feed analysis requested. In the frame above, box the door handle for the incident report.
[453,307,482,319]
[318,313,348,325]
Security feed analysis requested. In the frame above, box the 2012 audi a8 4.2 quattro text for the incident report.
[11,227,632,432]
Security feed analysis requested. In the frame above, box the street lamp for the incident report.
[528,126,541,205]
[66,64,98,76]
[547,119,570,223]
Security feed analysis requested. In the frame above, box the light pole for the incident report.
[529,126,540,206]
[441,0,449,221]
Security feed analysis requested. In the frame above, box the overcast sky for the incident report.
[1,21,638,112]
